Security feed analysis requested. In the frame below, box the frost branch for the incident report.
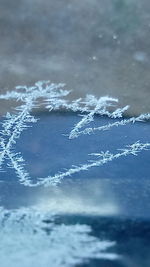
[35,141,150,187]
[75,113,150,137]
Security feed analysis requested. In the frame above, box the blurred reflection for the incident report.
[36,178,119,216]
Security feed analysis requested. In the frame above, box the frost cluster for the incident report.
[0,81,149,186]
[0,207,118,267]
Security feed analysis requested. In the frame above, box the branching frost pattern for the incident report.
[0,81,150,186]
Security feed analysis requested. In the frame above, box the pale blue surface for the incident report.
[0,112,150,217]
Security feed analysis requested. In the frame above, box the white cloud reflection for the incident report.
[36,178,120,216]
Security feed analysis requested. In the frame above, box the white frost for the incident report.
[0,81,149,187]
[0,207,118,267]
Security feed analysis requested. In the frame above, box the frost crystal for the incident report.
[0,81,149,186]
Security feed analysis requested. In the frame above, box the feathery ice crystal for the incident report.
[0,81,150,187]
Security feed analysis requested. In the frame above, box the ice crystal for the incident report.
[0,81,149,186]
